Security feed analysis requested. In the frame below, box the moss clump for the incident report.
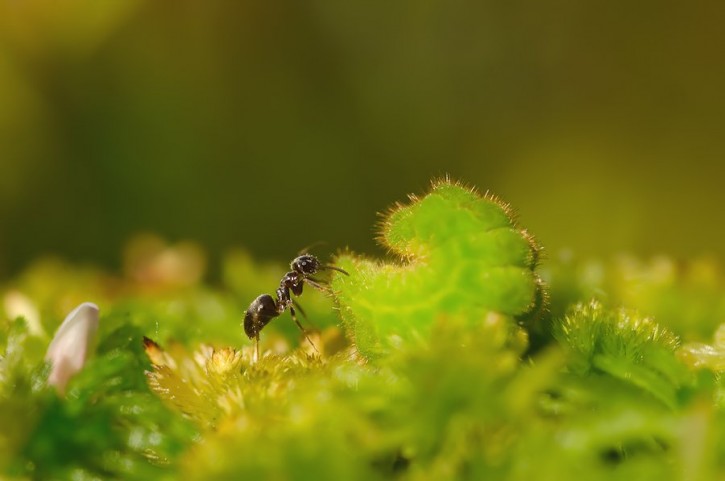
[331,179,543,358]
[2,179,725,480]
[555,300,691,408]
[0,318,196,480]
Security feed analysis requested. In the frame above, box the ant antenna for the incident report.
[321,265,349,276]
[297,241,328,256]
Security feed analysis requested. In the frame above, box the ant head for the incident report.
[291,254,321,276]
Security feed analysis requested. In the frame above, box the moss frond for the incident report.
[331,179,544,358]
[555,300,690,408]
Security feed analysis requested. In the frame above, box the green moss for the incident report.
[554,300,691,408]
[2,178,725,480]
[0,318,196,480]
[331,179,542,358]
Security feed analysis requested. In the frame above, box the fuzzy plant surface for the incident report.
[1,179,725,481]
[331,179,543,358]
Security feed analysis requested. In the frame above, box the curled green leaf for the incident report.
[331,179,543,358]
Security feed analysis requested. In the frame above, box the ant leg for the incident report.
[292,299,308,320]
[289,305,319,354]
[292,299,318,330]
[307,276,327,285]
[305,277,329,291]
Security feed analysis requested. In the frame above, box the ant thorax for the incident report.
[279,271,304,299]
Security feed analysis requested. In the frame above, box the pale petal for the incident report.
[45,302,99,394]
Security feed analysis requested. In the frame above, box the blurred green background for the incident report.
[1,1,724,279]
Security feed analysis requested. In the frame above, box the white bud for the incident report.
[45,302,99,395]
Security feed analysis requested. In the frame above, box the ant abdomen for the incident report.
[244,294,278,339]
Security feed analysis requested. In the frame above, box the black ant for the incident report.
[243,254,349,361]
